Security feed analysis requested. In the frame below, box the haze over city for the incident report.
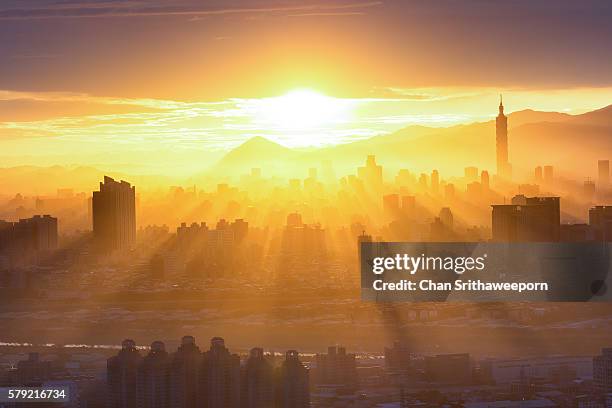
[1,1,612,407]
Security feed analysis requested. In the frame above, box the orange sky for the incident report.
[0,1,611,174]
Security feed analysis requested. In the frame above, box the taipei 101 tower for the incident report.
[496,95,511,179]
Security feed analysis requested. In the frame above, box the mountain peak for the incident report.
[214,136,295,173]
[239,136,287,150]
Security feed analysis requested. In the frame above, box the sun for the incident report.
[254,89,352,131]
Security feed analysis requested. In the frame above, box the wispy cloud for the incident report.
[286,11,366,17]
[1,87,610,153]
[0,1,382,20]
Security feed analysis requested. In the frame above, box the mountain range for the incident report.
[211,104,612,179]
[1,104,610,194]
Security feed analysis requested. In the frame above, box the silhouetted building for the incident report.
[439,207,453,229]
[481,170,490,190]
[12,352,52,384]
[357,155,383,191]
[445,184,455,200]
[170,336,201,408]
[385,341,412,373]
[431,170,440,194]
[464,167,478,182]
[584,178,596,201]
[200,337,240,408]
[534,166,543,182]
[425,353,471,384]
[314,346,357,390]
[594,348,612,392]
[137,341,170,408]
[108,339,142,408]
[492,196,560,242]
[276,351,309,408]
[418,173,428,190]
[401,195,416,219]
[589,206,612,241]
[0,215,58,261]
[383,194,400,220]
[92,176,136,251]
[599,160,610,190]
[241,348,274,408]
[496,96,511,178]
[543,166,554,184]
[560,224,593,242]
[281,213,326,265]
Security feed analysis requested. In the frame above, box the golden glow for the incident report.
[252,89,353,131]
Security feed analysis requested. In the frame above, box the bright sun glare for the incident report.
[254,89,353,132]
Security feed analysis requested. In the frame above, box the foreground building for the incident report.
[92,176,136,252]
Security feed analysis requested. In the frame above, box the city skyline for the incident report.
[1,2,612,406]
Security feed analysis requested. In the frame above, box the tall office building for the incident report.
[0,215,58,256]
[13,352,52,384]
[357,155,383,191]
[425,353,471,384]
[383,194,400,221]
[241,348,274,408]
[534,166,543,182]
[170,336,201,408]
[543,165,554,184]
[439,207,454,229]
[589,206,612,241]
[464,166,479,182]
[384,341,412,373]
[108,339,142,408]
[199,337,241,408]
[594,348,612,392]
[313,346,358,390]
[481,171,490,190]
[431,169,440,194]
[496,96,511,179]
[137,341,170,408]
[492,195,560,242]
[276,350,309,408]
[92,176,136,251]
[599,160,610,190]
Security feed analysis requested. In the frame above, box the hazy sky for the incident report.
[1,0,611,173]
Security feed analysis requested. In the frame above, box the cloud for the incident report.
[0,1,382,20]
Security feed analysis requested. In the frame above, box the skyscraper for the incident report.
[431,169,440,194]
[480,170,490,190]
[170,336,201,408]
[92,176,136,251]
[276,350,309,408]
[108,339,142,408]
[0,215,58,257]
[241,348,274,408]
[137,341,170,408]
[384,341,412,374]
[496,96,511,179]
[599,160,610,190]
[534,166,543,182]
[199,337,241,408]
[491,195,560,242]
[357,155,383,191]
[589,206,612,241]
[464,167,478,182]
[383,194,400,221]
[544,165,554,184]
[594,348,612,392]
[313,346,358,391]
